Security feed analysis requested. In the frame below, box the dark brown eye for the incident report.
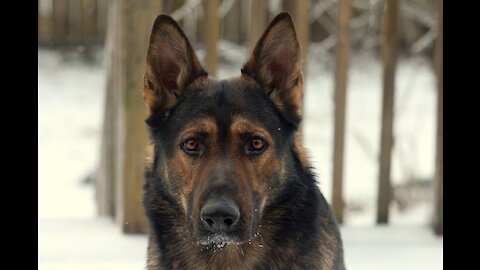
[247,138,267,155]
[182,138,201,155]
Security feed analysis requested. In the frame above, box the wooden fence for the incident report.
[38,0,109,46]
[82,0,443,235]
[39,0,438,54]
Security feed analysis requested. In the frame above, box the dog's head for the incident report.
[144,13,305,246]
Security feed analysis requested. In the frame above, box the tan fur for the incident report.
[229,117,277,194]
[144,142,155,170]
[144,13,345,270]
[292,130,310,168]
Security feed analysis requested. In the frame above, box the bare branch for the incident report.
[171,0,204,21]
[410,28,437,54]
[310,0,336,22]
[218,0,236,18]
[400,1,435,28]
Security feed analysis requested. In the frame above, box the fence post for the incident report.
[249,0,267,53]
[282,0,311,75]
[96,0,120,218]
[238,0,250,45]
[67,0,82,45]
[115,0,162,234]
[332,0,351,225]
[96,0,109,43]
[38,0,54,45]
[53,0,68,46]
[433,0,443,236]
[204,0,220,77]
[82,0,98,45]
[290,0,311,137]
[112,0,123,223]
[223,0,241,43]
[377,0,399,224]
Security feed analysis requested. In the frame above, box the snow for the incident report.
[301,53,437,226]
[342,226,442,270]
[39,217,442,270]
[39,217,146,270]
[38,49,103,219]
[38,47,442,269]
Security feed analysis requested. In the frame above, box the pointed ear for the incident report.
[144,15,207,115]
[242,12,303,125]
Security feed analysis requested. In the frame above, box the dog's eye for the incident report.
[182,138,201,155]
[247,138,267,155]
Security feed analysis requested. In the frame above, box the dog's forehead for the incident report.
[171,76,282,134]
[187,76,259,98]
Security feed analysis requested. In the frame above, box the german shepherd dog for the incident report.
[142,12,345,270]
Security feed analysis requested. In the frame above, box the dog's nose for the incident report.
[200,198,240,232]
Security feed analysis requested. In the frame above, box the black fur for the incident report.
[143,12,345,270]
[143,80,345,269]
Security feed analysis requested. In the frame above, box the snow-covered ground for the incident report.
[39,217,442,270]
[38,47,442,269]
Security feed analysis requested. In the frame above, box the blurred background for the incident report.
[38,0,443,269]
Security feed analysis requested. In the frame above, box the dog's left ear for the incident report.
[242,12,303,125]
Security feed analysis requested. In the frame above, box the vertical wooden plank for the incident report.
[96,0,108,44]
[238,0,250,45]
[223,0,240,43]
[282,0,310,69]
[183,1,199,44]
[249,0,267,53]
[39,0,54,45]
[204,0,220,77]
[282,0,295,15]
[195,4,205,44]
[377,0,399,224]
[96,0,120,218]
[433,0,443,236]
[293,0,311,74]
[117,0,162,234]
[112,0,123,221]
[53,0,68,46]
[68,0,82,45]
[82,0,98,45]
[291,0,311,137]
[332,0,351,225]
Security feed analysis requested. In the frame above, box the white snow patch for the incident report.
[38,49,105,219]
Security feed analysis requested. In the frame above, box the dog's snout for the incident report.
[200,198,240,232]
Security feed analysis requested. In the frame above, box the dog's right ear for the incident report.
[144,15,206,115]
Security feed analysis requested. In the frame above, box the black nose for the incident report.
[200,198,240,232]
